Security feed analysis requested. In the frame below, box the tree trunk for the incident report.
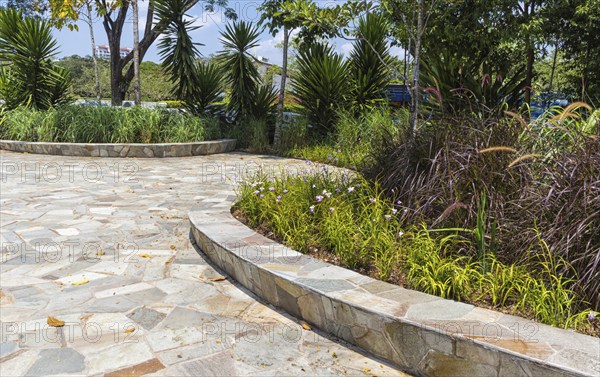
[85,2,101,102]
[273,26,289,149]
[132,0,141,105]
[409,0,424,135]
[548,42,558,93]
[524,1,535,106]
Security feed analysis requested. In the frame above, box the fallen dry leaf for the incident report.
[96,251,106,256]
[139,253,152,259]
[170,245,176,250]
[300,321,312,331]
[0,290,5,299]
[47,316,65,327]
[71,279,89,286]
[165,255,176,265]
[209,276,227,282]
[124,327,135,334]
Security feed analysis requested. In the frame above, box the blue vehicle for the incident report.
[530,92,571,119]
[384,84,412,107]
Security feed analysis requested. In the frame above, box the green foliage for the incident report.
[366,105,600,310]
[283,108,405,169]
[420,50,527,113]
[55,56,173,102]
[235,166,593,331]
[349,13,392,111]
[157,0,225,115]
[218,21,261,121]
[0,9,71,110]
[292,43,350,136]
[0,105,213,143]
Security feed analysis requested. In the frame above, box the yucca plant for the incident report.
[349,13,392,111]
[218,21,261,122]
[293,43,350,136]
[0,9,71,110]
[157,0,225,116]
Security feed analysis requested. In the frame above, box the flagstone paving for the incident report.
[0,150,408,376]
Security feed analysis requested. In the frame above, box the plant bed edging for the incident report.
[0,139,236,158]
[189,209,599,377]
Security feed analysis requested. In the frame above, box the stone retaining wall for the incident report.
[189,209,599,377]
[0,139,236,158]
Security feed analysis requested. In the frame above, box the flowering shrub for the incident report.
[234,162,598,336]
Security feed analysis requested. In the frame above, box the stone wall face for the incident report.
[189,210,600,377]
[0,140,237,158]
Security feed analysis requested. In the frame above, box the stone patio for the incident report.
[0,150,408,376]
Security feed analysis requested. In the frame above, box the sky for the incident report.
[53,1,404,66]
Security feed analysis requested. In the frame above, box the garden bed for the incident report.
[232,162,598,338]
[189,207,600,377]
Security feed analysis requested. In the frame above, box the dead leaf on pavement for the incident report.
[124,327,135,334]
[209,276,227,282]
[170,245,176,250]
[47,316,65,327]
[71,279,89,286]
[300,321,312,331]
[139,253,152,259]
[96,251,106,256]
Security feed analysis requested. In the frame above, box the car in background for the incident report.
[530,92,571,119]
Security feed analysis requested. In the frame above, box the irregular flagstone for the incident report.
[0,150,409,376]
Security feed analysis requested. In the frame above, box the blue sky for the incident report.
[53,1,403,65]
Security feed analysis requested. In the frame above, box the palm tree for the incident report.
[218,21,261,122]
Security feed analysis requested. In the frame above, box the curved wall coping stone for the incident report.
[0,139,236,158]
[189,208,599,377]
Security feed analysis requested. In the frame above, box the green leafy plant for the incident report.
[0,9,71,110]
[349,13,392,111]
[292,42,350,136]
[218,21,261,122]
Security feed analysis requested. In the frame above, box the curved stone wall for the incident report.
[189,209,599,377]
[0,139,236,158]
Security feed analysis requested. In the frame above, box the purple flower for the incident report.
[329,207,335,213]
[276,195,281,203]
[259,194,264,199]
[269,187,275,192]
[369,198,376,204]
[396,200,402,206]
[259,187,264,192]
[283,189,289,194]
[588,312,596,322]
[327,154,333,161]
[309,205,315,213]
[316,195,324,203]
[385,215,391,221]
[254,190,260,195]
[334,157,339,163]
[392,208,398,215]
[397,231,404,238]
[347,187,355,193]
[335,188,341,194]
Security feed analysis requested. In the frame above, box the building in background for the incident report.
[95,45,132,59]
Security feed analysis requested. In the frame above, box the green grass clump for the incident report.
[235,166,596,334]
[0,105,213,143]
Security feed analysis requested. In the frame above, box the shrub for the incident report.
[0,105,213,144]
[364,106,600,310]
[235,166,594,333]
[292,43,350,136]
[0,9,71,110]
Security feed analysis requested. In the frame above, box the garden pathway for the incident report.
[0,150,407,376]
